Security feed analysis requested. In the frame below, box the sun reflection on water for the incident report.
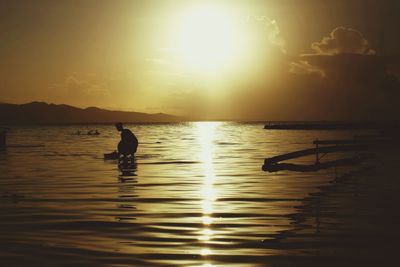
[195,122,220,261]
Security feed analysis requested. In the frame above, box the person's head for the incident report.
[115,122,124,132]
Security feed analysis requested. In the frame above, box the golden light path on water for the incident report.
[195,122,220,266]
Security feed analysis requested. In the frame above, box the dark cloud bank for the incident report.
[223,26,400,121]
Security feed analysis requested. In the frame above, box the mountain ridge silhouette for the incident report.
[0,101,183,124]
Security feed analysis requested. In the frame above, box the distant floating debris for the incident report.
[264,121,399,130]
[72,129,100,136]
[88,129,100,135]
[104,151,119,160]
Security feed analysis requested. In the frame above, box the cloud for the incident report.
[292,27,379,77]
[63,74,111,107]
[242,15,286,54]
[51,73,135,110]
[252,26,400,121]
[49,72,180,114]
[256,16,286,54]
[311,26,375,55]
[289,60,325,77]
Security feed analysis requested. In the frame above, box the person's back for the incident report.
[115,123,138,156]
[121,128,137,142]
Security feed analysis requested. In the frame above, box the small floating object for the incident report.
[88,130,100,135]
[104,151,119,160]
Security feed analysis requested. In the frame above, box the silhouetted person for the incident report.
[115,123,138,157]
[0,131,5,151]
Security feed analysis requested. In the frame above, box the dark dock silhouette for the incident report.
[264,121,399,130]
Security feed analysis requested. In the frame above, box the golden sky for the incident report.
[0,0,399,120]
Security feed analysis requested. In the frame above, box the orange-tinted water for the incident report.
[0,122,396,266]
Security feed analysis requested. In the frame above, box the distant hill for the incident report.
[0,102,183,124]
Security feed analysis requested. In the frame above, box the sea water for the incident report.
[0,122,395,266]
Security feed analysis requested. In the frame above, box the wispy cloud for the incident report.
[242,15,286,53]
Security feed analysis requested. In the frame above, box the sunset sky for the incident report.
[1,0,399,120]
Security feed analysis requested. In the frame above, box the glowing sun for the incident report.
[173,6,243,74]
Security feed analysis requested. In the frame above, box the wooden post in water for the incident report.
[0,131,5,151]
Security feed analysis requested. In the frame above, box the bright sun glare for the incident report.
[174,6,243,74]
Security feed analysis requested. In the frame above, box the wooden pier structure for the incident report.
[262,137,399,172]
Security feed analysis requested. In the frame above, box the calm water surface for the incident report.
[0,122,388,266]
